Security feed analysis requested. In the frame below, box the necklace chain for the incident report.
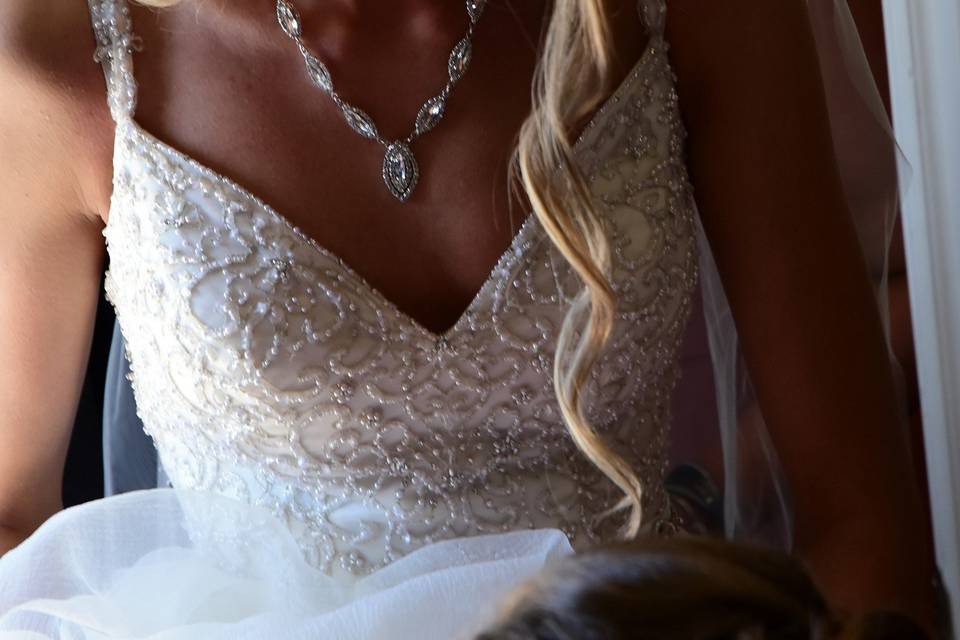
[275,0,487,202]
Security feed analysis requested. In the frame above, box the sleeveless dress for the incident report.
[0,0,700,637]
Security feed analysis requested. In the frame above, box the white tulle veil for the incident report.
[669,0,907,551]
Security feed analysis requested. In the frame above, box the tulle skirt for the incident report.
[0,489,574,639]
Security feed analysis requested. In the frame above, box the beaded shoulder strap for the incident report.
[637,0,667,39]
[88,0,140,122]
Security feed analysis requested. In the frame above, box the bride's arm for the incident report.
[0,2,110,554]
[664,0,938,628]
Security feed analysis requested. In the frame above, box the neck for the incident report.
[274,0,462,26]
[203,0,468,56]
[300,0,469,59]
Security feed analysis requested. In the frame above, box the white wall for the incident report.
[882,0,960,631]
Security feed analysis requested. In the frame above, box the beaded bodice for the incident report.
[88,0,699,579]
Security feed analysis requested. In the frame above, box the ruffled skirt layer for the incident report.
[0,489,573,640]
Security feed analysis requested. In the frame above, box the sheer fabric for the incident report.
[0,490,572,639]
[103,322,161,495]
[671,0,906,550]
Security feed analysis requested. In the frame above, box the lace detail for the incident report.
[89,0,698,579]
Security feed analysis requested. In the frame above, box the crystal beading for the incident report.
[275,1,485,202]
[447,38,472,83]
[276,0,301,38]
[415,95,446,136]
[383,142,419,202]
[466,0,486,24]
[302,51,333,94]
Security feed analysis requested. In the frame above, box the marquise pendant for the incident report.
[277,0,486,204]
[382,142,419,202]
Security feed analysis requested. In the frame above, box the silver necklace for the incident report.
[275,0,486,202]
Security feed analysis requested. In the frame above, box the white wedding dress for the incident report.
[0,0,700,637]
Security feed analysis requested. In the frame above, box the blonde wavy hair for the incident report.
[134,0,645,537]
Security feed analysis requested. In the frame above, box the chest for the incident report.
[101,2,649,335]
[103,38,697,400]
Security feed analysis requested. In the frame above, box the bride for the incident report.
[0,0,939,637]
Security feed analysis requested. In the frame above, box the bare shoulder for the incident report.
[662,0,818,93]
[604,0,656,77]
[0,0,115,223]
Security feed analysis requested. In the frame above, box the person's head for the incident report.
[133,0,646,535]
[477,536,930,640]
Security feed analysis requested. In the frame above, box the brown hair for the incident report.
[478,537,930,640]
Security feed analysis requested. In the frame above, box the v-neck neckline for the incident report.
[107,21,659,345]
